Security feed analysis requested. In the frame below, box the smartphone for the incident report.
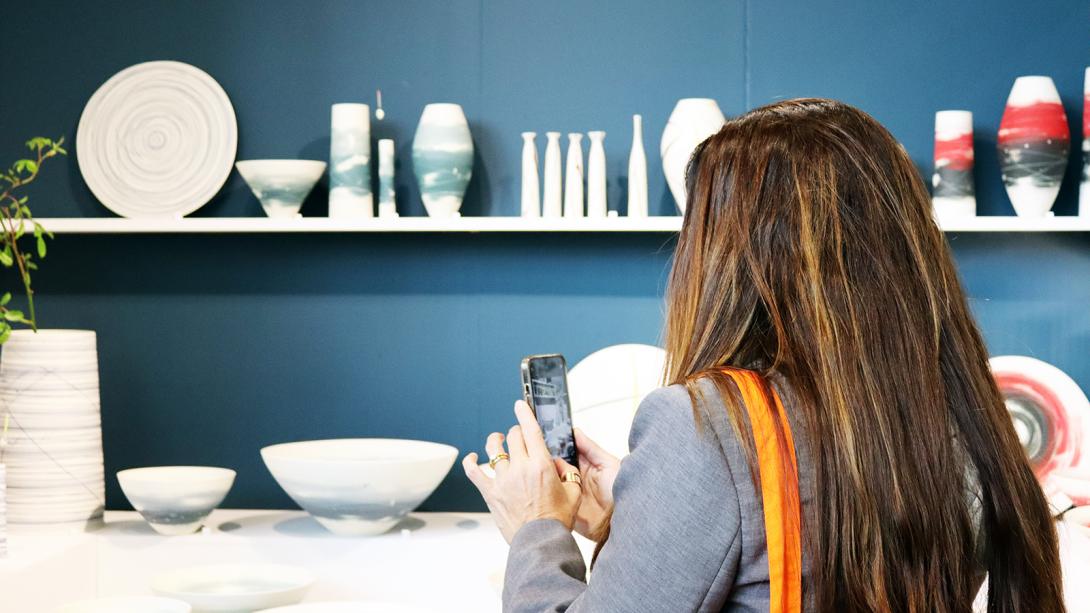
[520,354,578,466]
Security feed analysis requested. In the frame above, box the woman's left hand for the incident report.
[463,400,583,543]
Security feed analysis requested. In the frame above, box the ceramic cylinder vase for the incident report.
[521,132,541,218]
[628,115,649,218]
[564,133,585,218]
[1081,68,1090,217]
[587,131,607,218]
[377,139,397,218]
[329,103,373,218]
[542,132,563,218]
[412,103,473,218]
[998,76,1070,218]
[932,111,976,223]
[661,98,726,213]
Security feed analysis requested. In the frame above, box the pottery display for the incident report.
[1081,68,1090,217]
[412,103,473,217]
[153,564,314,612]
[587,131,607,218]
[235,160,326,218]
[627,114,649,218]
[260,438,457,536]
[76,61,237,219]
[932,110,976,223]
[542,132,563,218]
[520,132,541,218]
[0,330,105,528]
[377,139,397,218]
[116,466,235,535]
[54,596,192,613]
[661,98,725,212]
[998,76,1070,217]
[564,133,584,218]
[329,103,373,218]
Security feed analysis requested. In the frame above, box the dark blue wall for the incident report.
[0,1,1087,512]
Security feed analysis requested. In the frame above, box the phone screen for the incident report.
[525,355,578,466]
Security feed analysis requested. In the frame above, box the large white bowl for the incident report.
[117,466,235,535]
[54,596,191,613]
[260,438,458,536]
[235,160,326,218]
[153,564,313,612]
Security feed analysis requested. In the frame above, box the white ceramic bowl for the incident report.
[117,466,235,535]
[153,564,314,612]
[260,439,458,536]
[54,596,191,613]
[235,160,326,218]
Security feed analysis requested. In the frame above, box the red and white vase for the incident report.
[931,110,975,223]
[1081,68,1090,217]
[997,76,1070,218]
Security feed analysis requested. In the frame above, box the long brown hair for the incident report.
[658,98,1063,612]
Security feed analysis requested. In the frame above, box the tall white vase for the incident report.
[329,103,373,218]
[932,110,976,224]
[377,139,397,218]
[998,76,1069,218]
[564,133,584,218]
[660,98,726,213]
[520,132,541,218]
[587,131,607,218]
[542,132,563,218]
[1081,68,1090,217]
[412,103,474,218]
[627,114,649,218]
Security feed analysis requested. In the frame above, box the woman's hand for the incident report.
[572,428,621,540]
[463,400,582,543]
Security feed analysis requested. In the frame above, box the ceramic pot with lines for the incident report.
[932,110,976,223]
[412,104,473,218]
[998,76,1070,217]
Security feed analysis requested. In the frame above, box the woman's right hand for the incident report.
[572,428,621,540]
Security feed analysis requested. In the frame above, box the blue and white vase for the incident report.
[329,103,373,218]
[378,139,397,218]
[412,103,473,217]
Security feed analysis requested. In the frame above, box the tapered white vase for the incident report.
[564,133,584,218]
[520,132,541,218]
[1081,68,1090,217]
[587,131,607,218]
[932,111,976,224]
[661,98,725,213]
[329,103,373,218]
[628,115,649,218]
[543,132,563,218]
[998,76,1070,218]
[377,139,397,218]
[412,103,474,218]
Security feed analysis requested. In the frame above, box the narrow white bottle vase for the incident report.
[587,131,607,218]
[329,103,373,217]
[377,139,397,218]
[520,132,541,218]
[1081,67,1090,217]
[543,132,563,218]
[628,114,649,218]
[564,133,585,218]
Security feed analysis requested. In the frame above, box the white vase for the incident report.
[627,114,649,218]
[377,139,397,218]
[660,98,726,212]
[998,76,1070,218]
[542,132,563,218]
[931,110,976,224]
[564,133,584,218]
[520,132,541,218]
[329,103,373,218]
[1081,68,1090,217]
[412,103,474,218]
[587,131,607,218]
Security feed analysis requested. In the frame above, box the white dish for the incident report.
[54,595,192,613]
[153,564,314,612]
[259,603,437,613]
[118,466,236,535]
[261,439,457,536]
[76,61,237,219]
[235,160,326,218]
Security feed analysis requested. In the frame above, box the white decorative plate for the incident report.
[152,563,314,612]
[76,61,237,218]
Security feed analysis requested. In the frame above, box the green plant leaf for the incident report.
[0,293,10,305]
[4,310,24,322]
[0,250,13,267]
[26,260,37,271]
[0,325,11,344]
[36,236,46,258]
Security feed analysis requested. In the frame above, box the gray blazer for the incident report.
[502,380,816,612]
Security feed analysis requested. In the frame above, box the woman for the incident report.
[463,99,1065,612]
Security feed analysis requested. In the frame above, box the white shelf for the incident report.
[19,215,1090,234]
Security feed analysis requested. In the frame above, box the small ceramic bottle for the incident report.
[377,139,397,218]
[564,133,585,218]
[521,132,541,218]
[587,131,607,218]
[543,132,563,218]
[628,115,649,218]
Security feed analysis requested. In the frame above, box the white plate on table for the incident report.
[152,564,314,612]
[54,595,192,613]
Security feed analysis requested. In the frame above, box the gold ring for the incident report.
[488,453,510,469]
[561,471,582,485]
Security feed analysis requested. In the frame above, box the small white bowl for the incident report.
[54,596,191,613]
[117,466,235,535]
[260,438,458,536]
[153,563,314,612]
[235,160,326,218]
